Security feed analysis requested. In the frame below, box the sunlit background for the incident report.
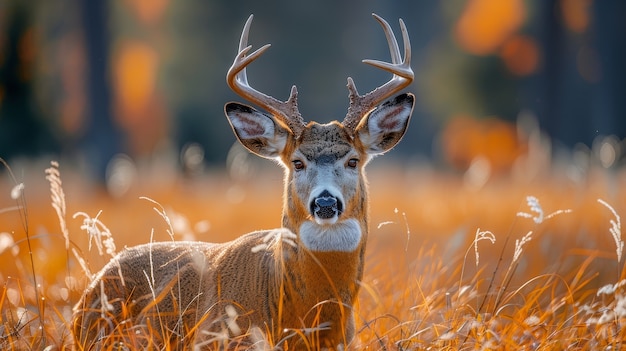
[1,0,624,188]
[1,2,626,348]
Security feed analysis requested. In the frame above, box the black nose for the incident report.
[311,190,343,219]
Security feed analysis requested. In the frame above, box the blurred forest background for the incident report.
[1,0,625,186]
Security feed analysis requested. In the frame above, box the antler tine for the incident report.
[371,14,402,65]
[227,15,306,137]
[343,14,414,134]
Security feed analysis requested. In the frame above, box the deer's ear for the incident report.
[356,93,414,155]
[225,103,290,159]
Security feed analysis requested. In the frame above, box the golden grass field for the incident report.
[1,158,625,350]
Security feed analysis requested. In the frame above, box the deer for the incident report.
[72,13,414,350]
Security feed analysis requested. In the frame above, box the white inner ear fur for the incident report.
[229,110,277,139]
[368,103,411,134]
[359,103,412,154]
[299,219,362,252]
[229,110,288,157]
[263,132,288,157]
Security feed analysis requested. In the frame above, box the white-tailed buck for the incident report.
[73,13,414,350]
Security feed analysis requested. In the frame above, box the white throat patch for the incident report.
[299,219,362,252]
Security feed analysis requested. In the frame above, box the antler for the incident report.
[343,14,414,134]
[227,15,306,137]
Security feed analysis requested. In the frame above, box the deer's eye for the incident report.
[347,158,358,169]
[293,160,305,171]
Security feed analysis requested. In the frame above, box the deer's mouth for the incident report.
[310,189,343,224]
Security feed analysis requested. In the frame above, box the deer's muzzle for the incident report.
[311,190,343,222]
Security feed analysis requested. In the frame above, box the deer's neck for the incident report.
[286,216,368,290]
[274,196,368,333]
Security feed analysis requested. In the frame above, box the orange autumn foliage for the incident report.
[455,0,526,55]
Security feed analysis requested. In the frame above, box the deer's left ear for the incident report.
[356,93,414,155]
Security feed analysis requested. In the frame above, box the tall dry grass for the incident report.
[0,158,625,349]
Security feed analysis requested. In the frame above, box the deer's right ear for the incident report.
[356,93,414,155]
[225,103,290,159]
